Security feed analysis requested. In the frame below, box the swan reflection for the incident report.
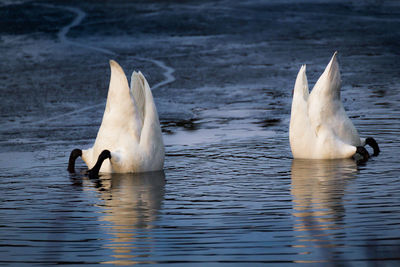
[94,171,165,265]
[291,159,357,260]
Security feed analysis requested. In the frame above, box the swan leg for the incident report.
[68,149,82,173]
[88,150,111,178]
[365,137,380,156]
[354,146,370,163]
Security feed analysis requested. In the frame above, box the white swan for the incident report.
[289,52,379,160]
[68,60,164,176]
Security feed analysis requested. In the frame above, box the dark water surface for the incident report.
[1,0,400,265]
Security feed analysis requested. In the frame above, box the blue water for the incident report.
[1,0,400,265]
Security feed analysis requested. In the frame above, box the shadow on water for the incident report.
[290,159,357,264]
[72,171,166,265]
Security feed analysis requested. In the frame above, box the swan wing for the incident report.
[290,65,309,124]
[130,71,163,141]
[93,61,142,154]
[133,71,165,171]
[311,51,341,100]
[308,53,361,145]
[293,64,309,102]
[291,64,309,123]
[130,71,146,127]
[290,65,313,156]
[308,52,342,137]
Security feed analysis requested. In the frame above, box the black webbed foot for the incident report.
[87,150,111,179]
[365,137,380,156]
[68,149,82,173]
[354,146,370,164]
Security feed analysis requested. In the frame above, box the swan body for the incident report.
[290,52,375,159]
[80,60,164,173]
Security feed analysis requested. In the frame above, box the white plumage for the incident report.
[81,60,164,173]
[289,52,369,159]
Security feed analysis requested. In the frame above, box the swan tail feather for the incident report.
[136,70,164,165]
[293,64,309,101]
[312,51,341,99]
[107,60,132,113]
[94,60,141,148]
[130,71,146,126]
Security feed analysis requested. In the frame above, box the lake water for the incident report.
[1,0,400,265]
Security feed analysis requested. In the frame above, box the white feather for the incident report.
[290,52,363,159]
[82,60,164,173]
